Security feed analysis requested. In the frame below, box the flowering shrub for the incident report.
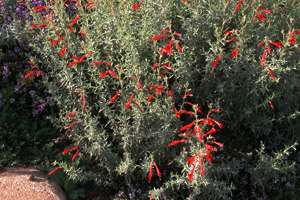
[4,0,300,199]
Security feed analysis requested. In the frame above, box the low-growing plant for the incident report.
[0,2,60,165]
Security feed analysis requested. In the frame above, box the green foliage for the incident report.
[20,0,300,199]
[45,165,85,200]
[0,24,59,165]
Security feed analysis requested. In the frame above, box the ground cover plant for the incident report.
[0,0,63,165]
[1,0,300,199]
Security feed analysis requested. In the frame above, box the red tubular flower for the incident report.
[181,110,195,115]
[68,25,73,32]
[225,30,232,35]
[257,41,265,47]
[160,30,169,33]
[147,93,154,102]
[152,63,159,69]
[261,49,266,69]
[173,106,181,120]
[206,109,222,118]
[168,139,187,146]
[210,141,223,147]
[38,103,45,107]
[88,4,96,9]
[198,125,203,143]
[176,41,182,53]
[59,44,68,58]
[61,145,79,155]
[137,81,142,90]
[200,118,213,126]
[93,62,106,65]
[227,37,237,43]
[109,91,120,104]
[81,28,85,38]
[179,133,194,137]
[203,127,217,137]
[38,22,48,28]
[132,2,142,10]
[179,120,196,132]
[100,72,108,78]
[165,40,173,56]
[184,94,193,98]
[71,150,79,162]
[289,33,296,44]
[206,144,215,151]
[269,101,274,109]
[86,1,98,6]
[36,70,41,77]
[259,8,273,14]
[188,163,197,184]
[174,32,181,37]
[268,68,275,81]
[71,15,80,26]
[234,0,242,12]
[159,72,166,77]
[232,45,238,59]
[50,36,65,46]
[151,35,169,41]
[68,121,78,128]
[187,153,199,166]
[66,112,77,118]
[107,69,119,80]
[79,55,86,62]
[212,56,222,68]
[292,30,300,35]
[125,93,135,110]
[168,88,175,98]
[48,167,60,176]
[153,162,161,181]
[25,71,35,78]
[199,154,205,177]
[66,61,80,68]
[205,149,212,165]
[212,119,224,129]
[269,40,283,48]
[50,10,54,21]
[81,96,86,110]
[267,44,271,55]
[162,63,172,70]
[76,2,82,8]
[148,162,153,183]
[255,10,267,21]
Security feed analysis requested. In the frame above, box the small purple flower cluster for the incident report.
[0,0,46,28]
[113,183,148,200]
[95,177,149,200]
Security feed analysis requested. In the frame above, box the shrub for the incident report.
[19,0,300,199]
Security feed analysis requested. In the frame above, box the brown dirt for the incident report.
[0,166,66,200]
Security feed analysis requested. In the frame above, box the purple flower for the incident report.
[285,182,294,188]
[10,98,15,103]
